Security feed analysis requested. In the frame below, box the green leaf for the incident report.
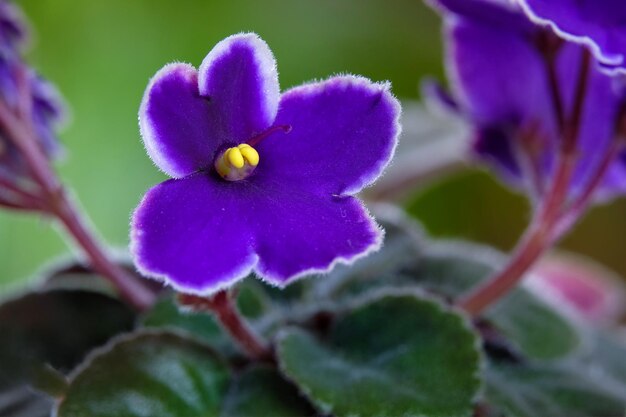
[57,331,230,417]
[487,290,582,360]
[220,365,314,417]
[141,294,234,354]
[141,283,278,357]
[590,333,626,389]
[276,291,481,417]
[0,289,135,385]
[486,360,626,417]
[412,241,583,360]
[0,385,53,417]
[0,289,136,417]
[235,281,273,319]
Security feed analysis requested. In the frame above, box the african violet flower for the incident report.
[428,0,626,202]
[131,33,400,294]
[518,0,626,73]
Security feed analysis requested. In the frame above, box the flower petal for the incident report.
[131,174,257,295]
[428,0,534,33]
[250,177,382,285]
[198,33,279,143]
[139,63,220,178]
[445,17,554,187]
[255,76,400,196]
[447,19,552,133]
[519,0,626,71]
[567,48,621,200]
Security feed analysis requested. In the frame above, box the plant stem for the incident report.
[457,50,592,316]
[556,139,623,237]
[0,173,45,210]
[51,191,156,310]
[0,81,155,310]
[178,291,272,361]
[457,160,569,315]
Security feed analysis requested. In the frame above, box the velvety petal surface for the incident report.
[519,0,626,71]
[131,173,257,294]
[132,172,382,293]
[198,33,279,143]
[255,76,400,196]
[139,64,219,178]
[250,176,382,285]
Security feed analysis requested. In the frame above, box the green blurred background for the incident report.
[1,0,625,292]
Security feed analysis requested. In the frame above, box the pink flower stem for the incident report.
[457,50,591,316]
[0,173,46,210]
[0,71,155,311]
[178,291,273,361]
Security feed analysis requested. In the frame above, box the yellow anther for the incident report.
[226,147,245,169]
[238,144,259,166]
[215,144,261,181]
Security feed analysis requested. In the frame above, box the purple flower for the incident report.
[428,0,626,202]
[0,70,64,182]
[0,1,63,184]
[131,33,400,295]
[0,0,27,56]
[518,0,626,73]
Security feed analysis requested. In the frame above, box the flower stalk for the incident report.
[458,49,594,316]
[0,65,155,311]
[178,290,272,361]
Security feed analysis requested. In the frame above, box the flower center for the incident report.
[214,143,259,181]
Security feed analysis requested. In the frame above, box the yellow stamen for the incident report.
[215,144,260,181]
[238,144,259,166]
[226,147,245,169]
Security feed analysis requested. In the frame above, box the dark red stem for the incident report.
[178,291,272,361]
[0,70,155,310]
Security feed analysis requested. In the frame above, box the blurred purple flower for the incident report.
[518,0,626,74]
[0,1,64,187]
[427,0,626,203]
[131,33,400,295]
[0,0,26,55]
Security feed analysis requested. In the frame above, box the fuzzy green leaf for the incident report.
[57,331,230,417]
[220,365,314,417]
[409,241,583,360]
[276,292,481,417]
[486,360,626,417]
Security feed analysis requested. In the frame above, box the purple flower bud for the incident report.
[30,70,65,157]
[527,254,626,325]
[0,0,27,56]
[0,67,65,178]
[131,33,401,295]
[0,1,64,210]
